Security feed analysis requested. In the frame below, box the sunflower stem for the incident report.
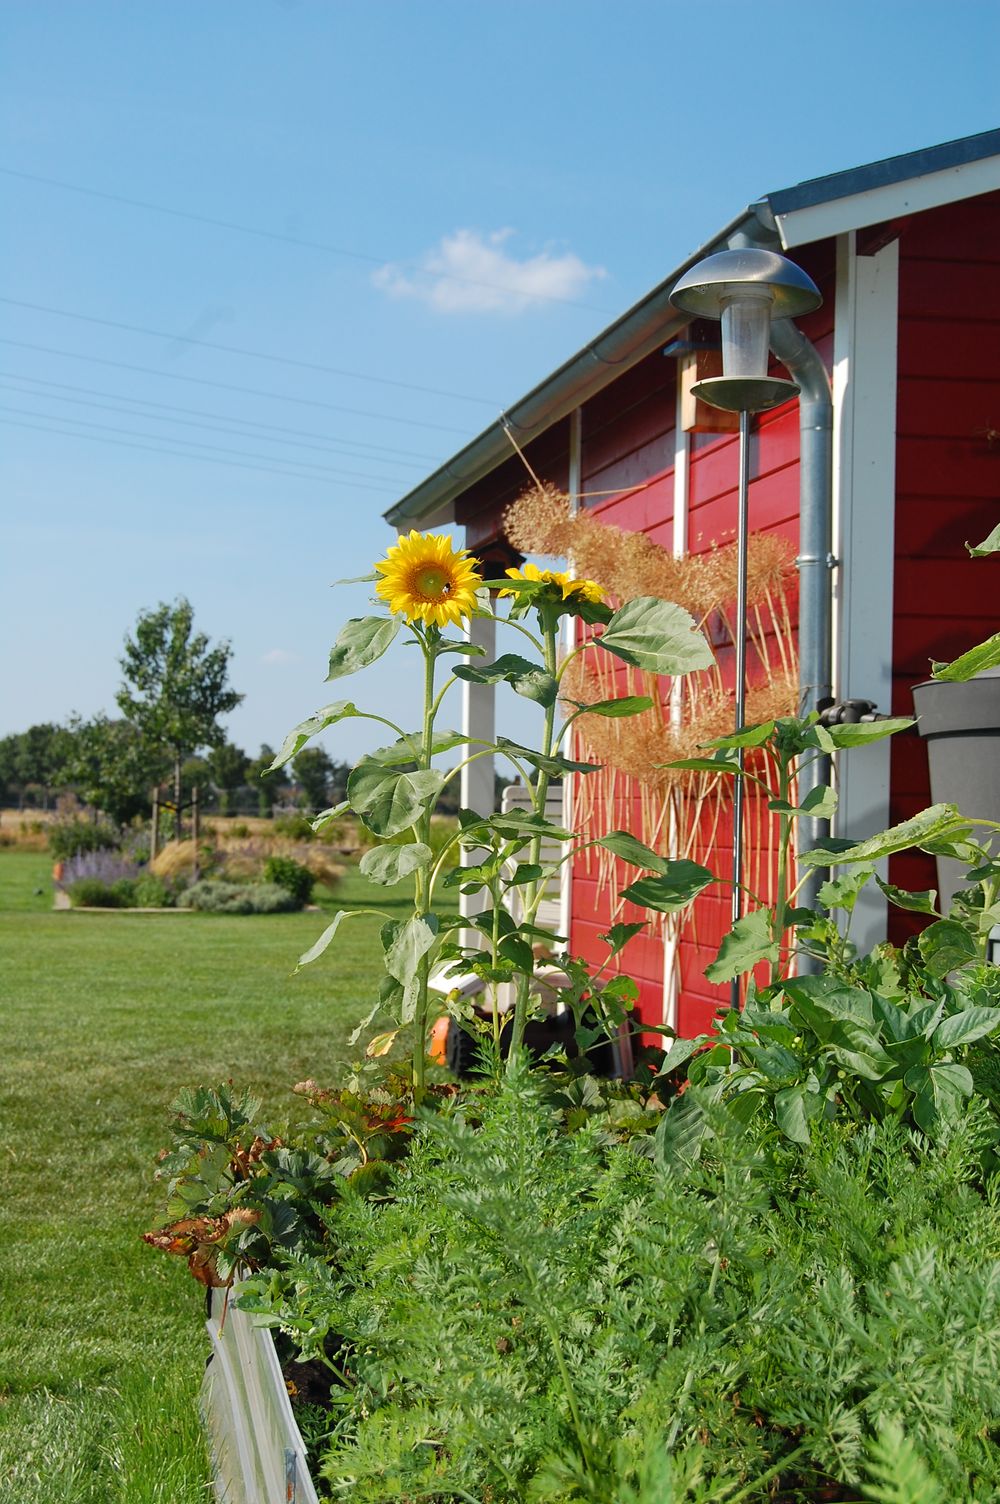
[412,631,438,1104]
[507,611,559,1072]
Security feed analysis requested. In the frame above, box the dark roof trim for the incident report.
[766,127,1000,217]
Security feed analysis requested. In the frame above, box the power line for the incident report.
[0,402,401,487]
[0,375,433,471]
[0,163,613,315]
[0,337,475,436]
[0,415,395,491]
[0,294,500,407]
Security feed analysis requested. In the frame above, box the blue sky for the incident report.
[2,0,997,764]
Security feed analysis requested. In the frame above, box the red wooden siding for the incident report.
[568,260,835,1037]
[888,192,1000,937]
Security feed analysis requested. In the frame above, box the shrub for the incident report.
[178,880,300,914]
[132,874,173,908]
[263,855,314,904]
[67,877,127,908]
[49,817,119,861]
[272,812,315,842]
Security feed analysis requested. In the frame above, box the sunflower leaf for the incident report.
[326,617,400,682]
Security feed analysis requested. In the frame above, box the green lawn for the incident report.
[0,851,399,1502]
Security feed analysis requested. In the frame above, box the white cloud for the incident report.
[261,648,299,666]
[372,228,606,315]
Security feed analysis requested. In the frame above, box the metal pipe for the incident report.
[768,315,834,923]
[730,410,751,1010]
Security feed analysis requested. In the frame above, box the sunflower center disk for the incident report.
[413,566,452,600]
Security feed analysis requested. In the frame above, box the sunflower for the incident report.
[375,530,481,628]
[499,563,605,604]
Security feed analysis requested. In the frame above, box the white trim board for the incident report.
[774,153,1000,249]
[831,231,900,951]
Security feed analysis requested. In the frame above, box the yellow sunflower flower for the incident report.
[499,563,605,604]
[375,530,481,628]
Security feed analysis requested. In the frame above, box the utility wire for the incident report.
[0,402,400,487]
[0,295,500,407]
[0,371,442,463]
[0,415,395,491]
[0,338,475,436]
[0,164,613,315]
[0,377,431,471]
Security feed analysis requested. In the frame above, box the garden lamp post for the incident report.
[670,249,821,1008]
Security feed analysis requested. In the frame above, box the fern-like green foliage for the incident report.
[237,1072,1000,1501]
[863,1418,946,1503]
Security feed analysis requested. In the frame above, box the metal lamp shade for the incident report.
[670,248,822,413]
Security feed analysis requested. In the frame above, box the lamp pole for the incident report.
[669,249,822,1010]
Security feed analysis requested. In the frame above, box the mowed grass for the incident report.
[0,851,400,1502]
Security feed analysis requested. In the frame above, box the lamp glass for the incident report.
[719,285,773,379]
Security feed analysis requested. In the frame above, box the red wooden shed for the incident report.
[384,130,1000,1039]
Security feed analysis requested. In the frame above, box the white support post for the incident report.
[459,609,496,948]
[662,386,690,1032]
[831,231,900,952]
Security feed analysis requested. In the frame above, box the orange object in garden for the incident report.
[428,1013,449,1066]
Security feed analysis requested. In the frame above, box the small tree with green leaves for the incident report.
[116,598,243,838]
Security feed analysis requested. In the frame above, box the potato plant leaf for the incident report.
[917,919,979,978]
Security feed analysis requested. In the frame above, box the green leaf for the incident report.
[818,867,875,913]
[969,522,1000,557]
[656,751,742,775]
[783,974,875,1025]
[383,915,438,985]
[820,717,914,747]
[311,800,350,832]
[932,1006,1000,1049]
[267,701,360,772]
[600,921,646,955]
[597,596,714,676]
[495,737,598,777]
[295,908,387,972]
[366,731,466,765]
[827,1019,893,1080]
[653,1092,707,1172]
[874,874,938,914]
[326,615,400,682]
[707,721,775,750]
[932,632,1000,682]
[800,804,972,867]
[656,1035,702,1075]
[359,842,433,886]
[485,809,575,843]
[769,784,838,819]
[453,654,558,707]
[567,695,654,719]
[348,761,444,837]
[907,1060,973,1133]
[704,908,778,984]
[621,862,715,915]
[332,571,378,585]
[917,919,979,978]
[597,830,671,873]
[774,1084,812,1145]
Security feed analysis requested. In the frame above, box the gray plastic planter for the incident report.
[202,1285,320,1504]
[913,669,1000,912]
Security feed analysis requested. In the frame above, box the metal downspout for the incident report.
[768,317,833,924]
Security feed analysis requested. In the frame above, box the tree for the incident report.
[293,747,336,811]
[0,723,73,809]
[208,741,249,816]
[246,744,291,818]
[61,715,166,824]
[116,598,243,837]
